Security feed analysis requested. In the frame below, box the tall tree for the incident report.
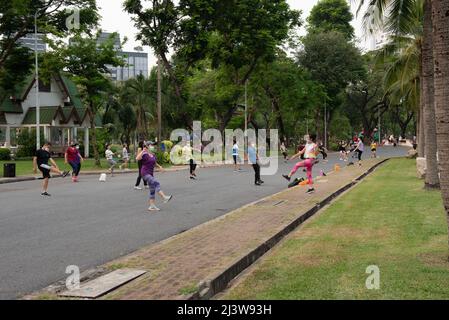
[421,0,439,188]
[0,0,98,87]
[297,31,365,139]
[43,31,124,165]
[432,0,449,251]
[307,0,355,40]
[360,0,439,188]
[121,74,155,140]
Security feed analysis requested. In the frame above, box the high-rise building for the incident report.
[18,33,46,52]
[95,32,149,81]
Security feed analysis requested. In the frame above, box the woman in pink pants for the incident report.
[283,134,319,194]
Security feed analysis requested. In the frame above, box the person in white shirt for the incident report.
[182,142,197,180]
[105,144,116,176]
[120,143,130,170]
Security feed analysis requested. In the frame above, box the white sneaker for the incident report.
[134,186,142,190]
[148,205,160,211]
[144,185,149,189]
[163,195,173,203]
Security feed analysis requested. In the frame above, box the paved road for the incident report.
[0,146,408,299]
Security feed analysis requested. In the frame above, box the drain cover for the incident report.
[58,268,147,299]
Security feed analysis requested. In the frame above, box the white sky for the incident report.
[96,0,372,69]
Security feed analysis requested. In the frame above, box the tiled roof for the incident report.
[22,106,64,125]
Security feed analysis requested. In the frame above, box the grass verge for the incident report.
[224,158,449,299]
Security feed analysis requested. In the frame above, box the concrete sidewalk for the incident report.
[26,158,387,300]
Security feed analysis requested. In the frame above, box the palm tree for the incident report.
[121,74,155,140]
[432,0,449,248]
[359,0,439,188]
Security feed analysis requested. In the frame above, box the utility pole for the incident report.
[157,56,162,144]
[35,11,40,149]
[244,80,248,134]
[324,101,327,149]
[378,105,381,144]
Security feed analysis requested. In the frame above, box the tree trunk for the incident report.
[423,0,440,189]
[418,89,425,157]
[432,0,449,256]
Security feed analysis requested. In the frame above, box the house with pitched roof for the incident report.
[0,73,101,157]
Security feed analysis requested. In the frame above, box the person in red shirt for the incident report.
[65,141,84,182]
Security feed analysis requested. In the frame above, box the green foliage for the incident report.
[307,0,355,39]
[0,0,99,89]
[155,151,171,164]
[0,148,11,160]
[16,129,44,158]
[162,140,174,150]
[297,31,366,110]
[329,111,353,142]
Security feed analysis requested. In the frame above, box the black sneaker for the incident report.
[255,181,261,186]
[41,192,51,197]
[306,188,315,194]
[258,180,265,184]
[282,174,291,182]
[190,176,196,180]
[62,171,70,178]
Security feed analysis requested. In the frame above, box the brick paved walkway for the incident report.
[28,159,385,300]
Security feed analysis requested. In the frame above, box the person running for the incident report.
[232,139,241,172]
[136,141,172,212]
[282,134,319,194]
[182,141,198,180]
[248,142,264,186]
[105,144,117,176]
[370,140,378,158]
[120,143,130,171]
[280,141,289,162]
[33,142,69,196]
[354,137,364,165]
[65,141,83,182]
[134,141,148,190]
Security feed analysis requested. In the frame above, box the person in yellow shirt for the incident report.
[371,141,378,158]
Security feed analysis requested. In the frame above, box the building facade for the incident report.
[96,32,149,81]
[18,33,47,52]
[0,73,100,157]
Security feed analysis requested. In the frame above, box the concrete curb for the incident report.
[187,158,390,300]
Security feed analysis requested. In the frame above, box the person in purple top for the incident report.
[136,141,172,211]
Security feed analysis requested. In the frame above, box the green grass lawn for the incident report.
[0,158,137,177]
[224,158,449,299]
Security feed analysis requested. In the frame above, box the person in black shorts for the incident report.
[33,142,69,196]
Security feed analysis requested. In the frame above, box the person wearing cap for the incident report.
[65,141,83,182]
[136,141,173,211]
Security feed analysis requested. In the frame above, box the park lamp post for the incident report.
[34,10,41,150]
[244,80,248,150]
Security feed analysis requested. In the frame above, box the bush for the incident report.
[16,129,44,158]
[155,151,171,164]
[0,148,11,160]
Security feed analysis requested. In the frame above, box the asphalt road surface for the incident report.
[0,146,408,299]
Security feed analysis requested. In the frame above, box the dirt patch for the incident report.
[294,226,390,241]
[418,252,449,269]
